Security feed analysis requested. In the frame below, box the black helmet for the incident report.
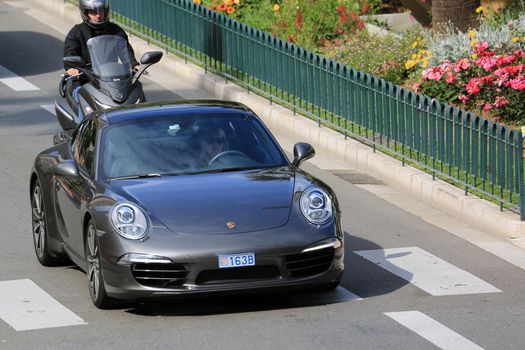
[79,0,110,30]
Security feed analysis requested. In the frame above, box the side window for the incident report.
[71,120,97,177]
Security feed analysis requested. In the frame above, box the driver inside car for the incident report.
[64,0,139,77]
[196,126,229,167]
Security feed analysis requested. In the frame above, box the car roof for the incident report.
[96,100,254,125]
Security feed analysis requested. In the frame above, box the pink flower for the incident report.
[459,94,469,104]
[454,58,471,72]
[477,57,497,71]
[509,75,525,90]
[493,96,508,108]
[440,61,453,71]
[483,103,492,111]
[412,82,421,92]
[445,72,455,83]
[423,67,443,81]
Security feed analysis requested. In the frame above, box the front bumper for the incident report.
[98,225,344,300]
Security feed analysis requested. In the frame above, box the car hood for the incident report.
[111,167,295,234]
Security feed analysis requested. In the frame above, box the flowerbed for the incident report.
[409,7,525,124]
[413,43,525,123]
[192,1,525,124]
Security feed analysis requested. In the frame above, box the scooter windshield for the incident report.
[87,35,132,82]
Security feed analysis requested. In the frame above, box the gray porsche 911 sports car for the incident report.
[30,100,344,308]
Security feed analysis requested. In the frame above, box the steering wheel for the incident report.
[208,150,249,166]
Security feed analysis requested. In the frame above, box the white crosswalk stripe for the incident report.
[0,279,86,331]
[40,104,55,116]
[355,247,501,296]
[0,65,39,91]
[385,311,485,350]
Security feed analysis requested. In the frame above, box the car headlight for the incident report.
[110,202,149,240]
[300,187,333,225]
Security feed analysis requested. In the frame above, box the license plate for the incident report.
[218,253,255,268]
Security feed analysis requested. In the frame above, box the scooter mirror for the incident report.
[140,51,163,65]
[63,56,86,68]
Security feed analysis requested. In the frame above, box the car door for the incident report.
[55,119,97,259]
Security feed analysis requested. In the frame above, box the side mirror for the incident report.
[54,160,79,177]
[140,51,163,65]
[292,142,315,167]
[63,56,86,68]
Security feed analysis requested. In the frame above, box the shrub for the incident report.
[197,0,378,51]
[324,29,424,85]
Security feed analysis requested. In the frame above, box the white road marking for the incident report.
[0,279,86,331]
[0,65,39,91]
[289,286,363,305]
[385,311,485,350]
[40,104,55,116]
[355,247,501,296]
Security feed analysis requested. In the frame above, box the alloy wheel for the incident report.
[86,222,100,301]
[31,184,46,258]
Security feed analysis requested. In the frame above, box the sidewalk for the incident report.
[20,0,525,249]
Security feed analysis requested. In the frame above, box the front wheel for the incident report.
[85,220,115,309]
[31,181,64,266]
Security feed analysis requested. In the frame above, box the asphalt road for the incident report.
[1,1,525,349]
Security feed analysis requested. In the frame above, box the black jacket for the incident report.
[63,22,139,70]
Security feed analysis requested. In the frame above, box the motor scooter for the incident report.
[55,34,162,138]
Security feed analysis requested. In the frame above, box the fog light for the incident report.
[301,237,342,253]
[117,253,172,265]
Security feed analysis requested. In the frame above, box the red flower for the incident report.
[481,75,494,84]
[287,34,295,43]
[295,9,303,30]
[226,6,234,14]
[504,64,523,76]
[339,14,349,24]
[218,2,227,11]
[445,72,455,84]
[466,78,481,95]
[337,5,347,15]
[361,2,370,14]
[496,55,516,66]
[357,19,365,30]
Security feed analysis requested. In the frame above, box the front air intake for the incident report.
[285,248,334,277]
[131,263,190,288]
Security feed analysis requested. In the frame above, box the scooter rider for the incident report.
[64,0,139,77]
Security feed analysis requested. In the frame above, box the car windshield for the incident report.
[86,35,131,82]
[99,112,289,179]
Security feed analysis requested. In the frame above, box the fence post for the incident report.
[518,132,525,220]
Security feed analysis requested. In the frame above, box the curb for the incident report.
[29,0,525,242]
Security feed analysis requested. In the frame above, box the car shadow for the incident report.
[124,231,412,316]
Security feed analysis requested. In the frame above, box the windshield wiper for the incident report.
[189,167,258,175]
[109,173,162,180]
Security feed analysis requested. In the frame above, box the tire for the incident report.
[31,181,64,266]
[85,220,115,309]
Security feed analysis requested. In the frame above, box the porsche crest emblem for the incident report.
[226,221,237,229]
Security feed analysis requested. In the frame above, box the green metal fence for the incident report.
[103,0,524,219]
